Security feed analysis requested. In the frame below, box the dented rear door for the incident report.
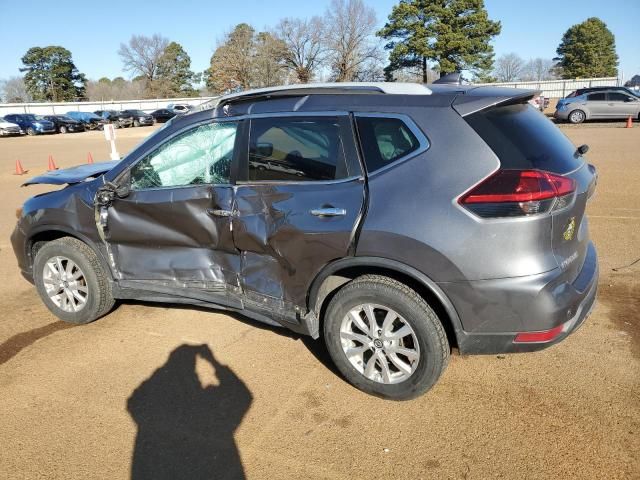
[232,114,365,314]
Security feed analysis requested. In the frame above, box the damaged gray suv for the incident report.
[12,83,598,399]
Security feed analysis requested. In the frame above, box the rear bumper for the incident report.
[441,242,598,354]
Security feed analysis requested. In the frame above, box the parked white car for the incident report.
[0,116,23,136]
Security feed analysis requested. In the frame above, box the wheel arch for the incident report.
[26,226,112,279]
[308,257,463,349]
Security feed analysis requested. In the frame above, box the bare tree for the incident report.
[520,58,557,81]
[275,17,325,83]
[118,34,169,96]
[323,0,379,82]
[253,32,288,88]
[494,53,525,82]
[85,77,148,101]
[0,76,31,102]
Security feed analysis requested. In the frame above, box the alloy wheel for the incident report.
[42,256,88,312]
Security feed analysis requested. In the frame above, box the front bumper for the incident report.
[0,128,22,136]
[137,117,154,126]
[441,242,598,354]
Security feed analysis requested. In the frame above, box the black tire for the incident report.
[33,237,115,324]
[59,125,67,134]
[133,119,140,127]
[323,275,449,400]
[26,127,35,136]
[568,109,586,124]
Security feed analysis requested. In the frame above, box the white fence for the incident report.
[0,96,217,116]
[473,77,621,98]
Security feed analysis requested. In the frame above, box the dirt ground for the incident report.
[0,124,638,480]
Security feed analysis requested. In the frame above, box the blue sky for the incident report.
[0,0,637,81]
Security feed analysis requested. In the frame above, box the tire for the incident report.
[59,125,67,134]
[33,237,115,324]
[569,109,586,124]
[133,119,140,127]
[323,275,449,400]
[26,127,35,136]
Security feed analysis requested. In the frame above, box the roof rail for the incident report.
[198,82,432,111]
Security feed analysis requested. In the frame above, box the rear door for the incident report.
[102,120,243,305]
[232,113,365,317]
[585,92,608,118]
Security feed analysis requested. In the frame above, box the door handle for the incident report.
[310,207,347,217]
[207,208,233,217]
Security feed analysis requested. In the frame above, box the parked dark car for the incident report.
[120,109,154,127]
[12,83,598,400]
[95,110,134,128]
[566,86,640,99]
[150,108,176,123]
[65,111,107,130]
[3,114,56,135]
[43,115,85,134]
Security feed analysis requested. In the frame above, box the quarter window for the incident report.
[249,117,348,181]
[130,122,237,189]
[355,116,421,172]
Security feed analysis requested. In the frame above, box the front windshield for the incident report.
[23,114,36,121]
[58,115,73,121]
[129,110,146,116]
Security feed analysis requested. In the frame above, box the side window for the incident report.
[355,116,422,173]
[587,93,606,101]
[130,122,237,190]
[608,92,631,102]
[249,116,348,181]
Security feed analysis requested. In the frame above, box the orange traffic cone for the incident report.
[626,116,633,128]
[87,152,94,164]
[13,159,28,175]
[47,154,58,171]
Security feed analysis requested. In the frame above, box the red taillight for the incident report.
[513,324,565,343]
[459,170,576,218]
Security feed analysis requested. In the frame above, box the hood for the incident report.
[0,121,20,128]
[22,160,119,186]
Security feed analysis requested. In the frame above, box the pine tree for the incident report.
[156,42,198,97]
[555,18,618,79]
[378,0,501,82]
[20,46,86,101]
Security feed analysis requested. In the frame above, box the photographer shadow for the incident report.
[127,344,252,480]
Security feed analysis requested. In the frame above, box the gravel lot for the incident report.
[0,123,638,479]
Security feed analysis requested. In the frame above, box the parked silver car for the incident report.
[555,89,640,123]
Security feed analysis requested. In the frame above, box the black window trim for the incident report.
[353,112,430,177]
[237,110,364,186]
[125,118,242,192]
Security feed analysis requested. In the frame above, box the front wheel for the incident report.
[323,275,449,400]
[133,119,140,127]
[26,127,35,136]
[569,109,586,124]
[33,237,115,324]
[59,125,67,134]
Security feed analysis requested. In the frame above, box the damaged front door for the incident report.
[233,114,365,324]
[100,120,242,303]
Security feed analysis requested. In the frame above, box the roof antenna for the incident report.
[433,72,463,85]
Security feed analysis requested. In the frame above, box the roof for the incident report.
[197,82,432,112]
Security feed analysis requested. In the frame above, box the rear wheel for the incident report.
[569,109,586,124]
[33,237,114,324]
[26,127,35,135]
[323,275,449,400]
[133,119,140,127]
[59,125,67,134]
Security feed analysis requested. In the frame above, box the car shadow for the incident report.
[127,343,252,480]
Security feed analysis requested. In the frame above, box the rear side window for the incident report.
[249,116,348,181]
[355,116,421,172]
[587,93,606,101]
[608,92,632,102]
[465,103,583,174]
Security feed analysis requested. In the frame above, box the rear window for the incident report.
[465,103,583,174]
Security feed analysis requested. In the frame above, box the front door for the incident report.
[103,120,242,302]
[606,91,640,118]
[232,114,365,319]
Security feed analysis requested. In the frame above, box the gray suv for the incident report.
[11,83,598,399]
[555,89,640,123]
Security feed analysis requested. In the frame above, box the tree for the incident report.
[118,34,169,96]
[276,17,325,83]
[156,41,198,97]
[0,76,31,103]
[206,24,256,94]
[252,32,288,88]
[520,58,557,81]
[19,46,86,101]
[378,0,501,82]
[323,0,380,82]
[494,53,525,82]
[555,18,618,79]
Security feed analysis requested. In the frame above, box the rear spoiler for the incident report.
[452,86,541,116]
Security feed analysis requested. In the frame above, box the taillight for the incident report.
[459,169,576,218]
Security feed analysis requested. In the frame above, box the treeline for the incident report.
[0,2,620,103]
